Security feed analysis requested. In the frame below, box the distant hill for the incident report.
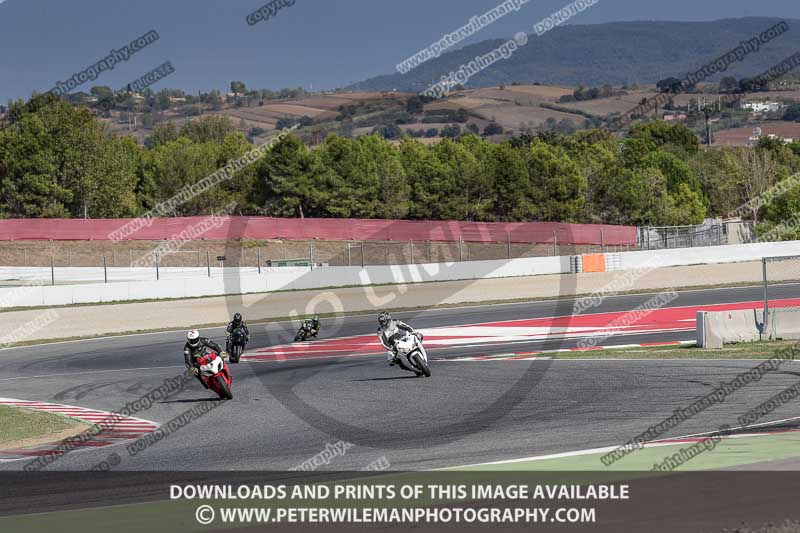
[350,17,800,92]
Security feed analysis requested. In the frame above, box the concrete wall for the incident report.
[697,308,800,349]
[609,240,800,272]
[0,256,569,309]
[1,240,798,310]
[696,310,763,349]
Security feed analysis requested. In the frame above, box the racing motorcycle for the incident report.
[197,349,233,400]
[394,331,431,378]
[294,319,319,342]
[227,326,247,364]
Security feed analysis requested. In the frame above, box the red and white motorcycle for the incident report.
[197,350,233,400]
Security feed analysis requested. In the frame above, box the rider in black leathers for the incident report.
[297,316,320,340]
[225,312,250,353]
[184,329,224,389]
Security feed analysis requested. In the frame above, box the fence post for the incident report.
[762,257,769,334]
[600,229,605,253]
[410,240,414,264]
[103,256,108,284]
[507,233,511,259]
[459,238,463,262]
[50,256,55,286]
[156,252,160,281]
[553,231,558,256]
[207,251,211,277]
[257,247,261,274]
[310,243,314,271]
[347,244,352,267]
[361,242,365,267]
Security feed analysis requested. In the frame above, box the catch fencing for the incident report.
[0,238,637,285]
[0,216,637,245]
[638,220,756,250]
[761,255,800,333]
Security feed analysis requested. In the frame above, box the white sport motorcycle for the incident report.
[393,331,432,378]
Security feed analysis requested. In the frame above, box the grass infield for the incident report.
[0,404,91,447]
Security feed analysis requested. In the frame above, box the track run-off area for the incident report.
[1,283,799,472]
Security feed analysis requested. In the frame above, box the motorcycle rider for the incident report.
[377,311,423,372]
[304,315,321,336]
[184,329,224,388]
[225,312,250,353]
[295,315,321,341]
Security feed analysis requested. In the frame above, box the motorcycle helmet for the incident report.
[378,311,391,328]
[187,329,200,347]
[233,312,242,325]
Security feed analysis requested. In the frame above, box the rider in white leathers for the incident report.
[377,311,424,373]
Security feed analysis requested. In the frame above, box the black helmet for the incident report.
[378,311,391,328]
[313,315,319,322]
[233,312,242,324]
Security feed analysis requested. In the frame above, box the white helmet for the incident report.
[187,329,200,346]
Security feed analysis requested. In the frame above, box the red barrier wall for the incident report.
[0,217,637,245]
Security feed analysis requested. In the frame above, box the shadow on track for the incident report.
[351,375,419,382]
[158,398,224,403]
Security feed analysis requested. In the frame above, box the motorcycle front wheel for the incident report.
[215,375,233,400]
[411,354,431,378]
[232,344,242,363]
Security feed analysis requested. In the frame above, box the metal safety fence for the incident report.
[0,239,637,286]
[761,255,800,334]
[638,220,756,250]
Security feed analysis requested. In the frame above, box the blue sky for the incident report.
[1,0,799,101]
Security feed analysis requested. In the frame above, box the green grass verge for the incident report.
[451,432,800,472]
[3,431,799,533]
[550,341,800,360]
[0,404,91,446]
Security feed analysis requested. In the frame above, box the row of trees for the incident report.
[656,76,771,95]
[1,94,799,239]
[558,85,621,103]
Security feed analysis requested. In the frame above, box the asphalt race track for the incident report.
[1,283,799,472]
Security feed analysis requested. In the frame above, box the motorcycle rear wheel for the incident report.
[215,375,233,400]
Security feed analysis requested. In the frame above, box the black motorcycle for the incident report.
[294,320,319,342]
[227,327,248,363]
